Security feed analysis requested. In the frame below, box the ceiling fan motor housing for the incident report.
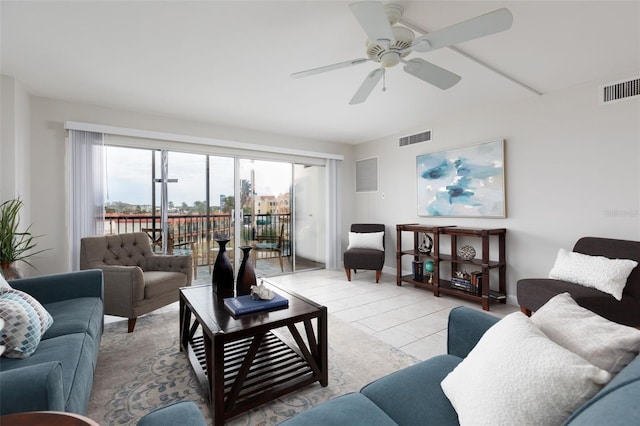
[366,26,415,66]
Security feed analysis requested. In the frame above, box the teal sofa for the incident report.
[280,306,640,425]
[0,270,104,415]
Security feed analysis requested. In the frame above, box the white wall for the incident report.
[26,96,353,276]
[1,76,32,276]
[352,75,640,305]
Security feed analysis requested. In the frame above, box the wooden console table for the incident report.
[396,224,507,310]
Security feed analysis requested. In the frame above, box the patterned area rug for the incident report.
[87,304,418,425]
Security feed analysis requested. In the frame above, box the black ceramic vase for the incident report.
[236,246,256,296]
[212,238,234,299]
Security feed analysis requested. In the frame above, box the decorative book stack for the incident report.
[224,292,289,316]
[451,272,483,295]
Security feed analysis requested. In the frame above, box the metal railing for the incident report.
[103,213,291,265]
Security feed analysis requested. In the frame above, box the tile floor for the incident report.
[105,267,518,361]
[260,268,517,361]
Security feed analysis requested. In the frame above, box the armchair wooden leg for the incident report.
[375,270,381,283]
[520,306,532,317]
[128,318,137,333]
[345,268,351,281]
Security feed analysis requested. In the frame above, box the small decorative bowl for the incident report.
[457,245,476,260]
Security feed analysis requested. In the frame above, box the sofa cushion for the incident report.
[43,297,103,340]
[278,392,398,426]
[549,248,637,300]
[143,271,187,299]
[361,354,461,425]
[532,293,640,374]
[564,356,640,425]
[0,289,54,358]
[0,333,96,414]
[441,312,611,426]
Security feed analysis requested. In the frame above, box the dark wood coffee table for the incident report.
[179,283,328,425]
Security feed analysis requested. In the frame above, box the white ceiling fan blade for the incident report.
[349,1,396,45]
[413,8,513,53]
[291,58,370,79]
[349,68,384,105]
[403,58,461,90]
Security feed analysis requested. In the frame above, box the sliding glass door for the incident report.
[294,164,326,271]
[238,159,292,276]
[105,145,326,278]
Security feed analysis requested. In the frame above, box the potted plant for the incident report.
[0,198,47,279]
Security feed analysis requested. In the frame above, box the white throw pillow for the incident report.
[0,273,11,290]
[532,292,640,374]
[441,312,611,426]
[548,248,637,301]
[347,231,384,251]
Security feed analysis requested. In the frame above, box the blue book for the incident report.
[224,292,289,316]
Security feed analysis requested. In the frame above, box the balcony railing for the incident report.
[103,213,291,266]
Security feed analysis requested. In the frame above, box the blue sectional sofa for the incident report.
[280,306,640,426]
[0,270,104,415]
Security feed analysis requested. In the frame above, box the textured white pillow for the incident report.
[0,273,11,290]
[549,248,638,301]
[347,231,384,251]
[441,312,611,426]
[532,292,640,374]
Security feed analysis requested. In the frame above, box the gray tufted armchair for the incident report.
[80,232,192,332]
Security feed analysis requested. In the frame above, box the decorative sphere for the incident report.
[458,245,476,260]
[424,261,435,273]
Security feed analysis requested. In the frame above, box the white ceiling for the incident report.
[2,1,639,144]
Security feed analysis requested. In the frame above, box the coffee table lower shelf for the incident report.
[187,330,318,418]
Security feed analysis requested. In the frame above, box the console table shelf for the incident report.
[396,224,507,311]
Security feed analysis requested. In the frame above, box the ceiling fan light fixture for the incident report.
[380,51,400,67]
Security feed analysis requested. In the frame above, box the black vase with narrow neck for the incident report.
[212,238,234,299]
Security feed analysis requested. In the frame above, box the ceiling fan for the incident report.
[291,1,513,104]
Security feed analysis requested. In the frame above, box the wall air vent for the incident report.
[399,129,432,147]
[355,157,378,193]
[600,77,640,104]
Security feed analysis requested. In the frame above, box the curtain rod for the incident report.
[64,121,344,161]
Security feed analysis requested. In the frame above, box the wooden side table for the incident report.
[0,411,100,426]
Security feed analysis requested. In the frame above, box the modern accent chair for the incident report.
[344,224,385,283]
[517,237,640,327]
[80,232,192,332]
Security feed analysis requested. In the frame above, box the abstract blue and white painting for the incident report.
[416,140,505,217]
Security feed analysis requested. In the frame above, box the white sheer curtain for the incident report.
[325,158,341,269]
[69,130,104,271]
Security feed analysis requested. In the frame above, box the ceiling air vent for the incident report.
[399,130,432,147]
[600,77,640,104]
